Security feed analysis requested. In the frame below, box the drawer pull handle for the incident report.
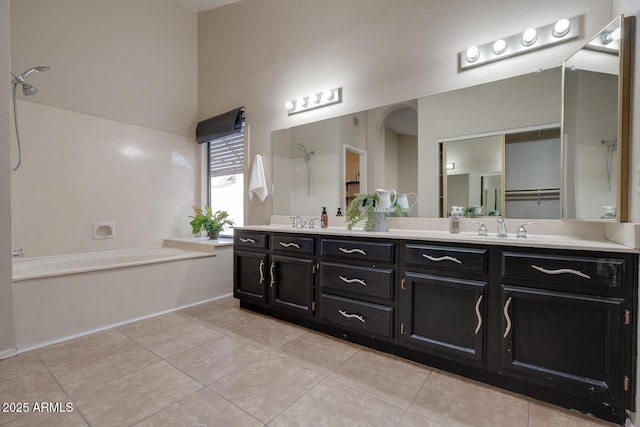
[269,262,275,287]
[240,237,257,244]
[338,309,366,323]
[531,265,591,279]
[279,242,300,249]
[422,254,462,264]
[474,294,483,335]
[339,276,367,286]
[339,247,367,256]
[503,297,512,338]
[259,259,264,285]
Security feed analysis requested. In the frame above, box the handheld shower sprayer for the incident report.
[10,65,50,171]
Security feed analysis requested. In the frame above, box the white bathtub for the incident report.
[12,246,216,281]
[12,243,233,351]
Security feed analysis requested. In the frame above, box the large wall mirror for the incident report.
[272,15,633,222]
[562,15,633,221]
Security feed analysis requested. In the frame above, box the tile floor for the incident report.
[0,296,619,426]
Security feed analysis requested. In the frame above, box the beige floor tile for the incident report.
[50,339,160,396]
[133,388,263,427]
[408,370,528,427]
[179,296,239,320]
[398,410,447,427]
[0,351,46,382]
[72,360,202,427]
[2,409,89,427]
[199,307,268,333]
[529,400,618,427]
[270,331,361,376]
[330,348,431,409]
[117,312,223,358]
[37,328,129,367]
[0,370,68,425]
[167,334,266,385]
[227,317,307,350]
[269,378,405,427]
[208,353,322,423]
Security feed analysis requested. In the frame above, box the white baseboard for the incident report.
[0,347,17,360]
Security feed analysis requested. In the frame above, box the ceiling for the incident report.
[174,0,242,13]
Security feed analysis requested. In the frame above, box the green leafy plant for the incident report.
[345,192,380,231]
[189,206,235,235]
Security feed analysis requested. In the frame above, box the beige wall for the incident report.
[0,0,15,357]
[198,0,618,225]
[9,0,199,257]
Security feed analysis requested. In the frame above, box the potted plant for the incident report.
[345,192,380,231]
[189,205,235,239]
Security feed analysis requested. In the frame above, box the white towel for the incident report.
[248,154,268,202]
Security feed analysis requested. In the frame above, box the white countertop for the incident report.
[237,223,639,253]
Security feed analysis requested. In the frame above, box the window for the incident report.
[208,121,245,234]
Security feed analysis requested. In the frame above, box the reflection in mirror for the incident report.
[562,15,632,221]
[442,135,502,217]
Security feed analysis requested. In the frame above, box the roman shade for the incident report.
[196,107,245,144]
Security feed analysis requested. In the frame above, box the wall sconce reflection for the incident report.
[285,87,342,115]
[460,16,580,70]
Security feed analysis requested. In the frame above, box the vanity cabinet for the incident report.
[233,231,269,303]
[499,249,634,408]
[318,237,397,340]
[234,228,637,424]
[269,234,316,316]
[399,242,488,363]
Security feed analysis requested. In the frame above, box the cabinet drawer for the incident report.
[322,238,394,263]
[234,231,268,250]
[321,262,394,300]
[404,244,488,275]
[272,234,314,255]
[320,294,393,338]
[502,252,626,289]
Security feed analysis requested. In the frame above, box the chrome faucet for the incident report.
[496,218,508,238]
[12,249,24,258]
[289,215,306,228]
[307,218,320,228]
[516,222,538,238]
[470,220,487,236]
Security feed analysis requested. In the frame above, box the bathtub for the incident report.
[12,242,233,351]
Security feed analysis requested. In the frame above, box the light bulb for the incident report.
[465,46,480,62]
[323,89,334,101]
[309,92,320,104]
[297,97,307,108]
[285,100,294,110]
[611,28,621,41]
[492,39,507,55]
[521,28,537,46]
[553,18,570,37]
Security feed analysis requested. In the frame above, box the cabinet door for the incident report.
[234,250,267,303]
[500,285,627,403]
[400,272,487,363]
[268,255,315,316]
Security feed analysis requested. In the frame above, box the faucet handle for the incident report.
[289,215,300,227]
[516,222,538,238]
[308,218,320,228]
[470,220,487,236]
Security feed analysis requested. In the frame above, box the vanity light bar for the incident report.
[285,87,342,115]
[459,16,581,70]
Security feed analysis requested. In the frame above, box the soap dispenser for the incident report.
[321,207,328,228]
[449,206,461,234]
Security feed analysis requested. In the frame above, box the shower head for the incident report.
[297,143,315,160]
[20,83,38,96]
[601,138,618,151]
[11,66,49,84]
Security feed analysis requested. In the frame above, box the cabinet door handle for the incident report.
[531,265,591,279]
[422,254,462,264]
[339,276,367,286]
[474,294,483,335]
[279,242,300,249]
[338,309,366,323]
[503,297,512,338]
[269,262,275,287]
[240,237,257,244]
[401,278,406,290]
[339,247,367,255]
[259,259,264,285]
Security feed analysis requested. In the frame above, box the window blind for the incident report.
[209,122,245,177]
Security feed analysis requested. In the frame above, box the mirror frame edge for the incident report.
[618,15,634,222]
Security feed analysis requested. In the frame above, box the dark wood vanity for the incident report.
[233,227,638,424]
